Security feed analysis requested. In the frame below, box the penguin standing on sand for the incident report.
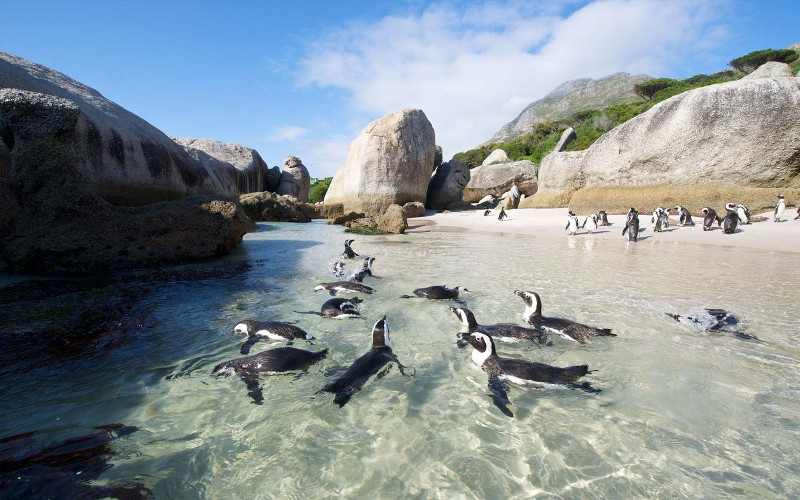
[582,214,598,233]
[622,210,639,241]
[596,211,611,226]
[701,207,721,231]
[722,203,739,234]
[795,207,800,220]
[498,208,508,221]
[736,204,751,225]
[774,195,786,222]
[675,206,694,226]
[483,210,491,216]
[654,211,669,232]
[565,210,580,235]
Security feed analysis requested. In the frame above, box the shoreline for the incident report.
[406,208,800,254]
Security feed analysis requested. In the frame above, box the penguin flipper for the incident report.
[240,337,259,355]
[622,225,627,236]
[487,376,513,417]
[241,373,264,405]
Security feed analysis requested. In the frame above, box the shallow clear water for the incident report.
[2,221,800,498]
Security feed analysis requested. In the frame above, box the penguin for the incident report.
[675,206,694,226]
[483,209,491,216]
[722,203,739,234]
[774,195,785,222]
[406,285,468,300]
[315,281,374,296]
[449,306,547,344]
[498,208,508,221]
[320,316,413,407]
[349,257,375,282]
[582,214,598,233]
[596,211,611,226]
[460,331,598,417]
[234,320,314,355]
[654,211,669,232]
[626,207,637,222]
[795,207,800,220]
[622,210,639,241]
[212,347,328,404]
[565,210,580,235]
[701,207,721,231]
[321,297,362,319]
[514,290,615,344]
[666,309,758,341]
[341,239,359,259]
[736,204,751,225]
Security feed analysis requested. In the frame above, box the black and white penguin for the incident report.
[654,211,669,232]
[408,285,468,300]
[349,257,375,282]
[449,306,547,344]
[514,290,615,344]
[666,308,757,341]
[675,206,694,226]
[483,209,491,216]
[596,210,611,226]
[320,316,413,407]
[774,195,786,222]
[341,239,359,259]
[234,320,314,354]
[722,203,739,234]
[701,207,721,231]
[212,347,328,404]
[626,207,637,222]
[736,204,751,225]
[498,208,508,221]
[582,214,598,233]
[315,281,374,296]
[321,297,362,319]
[460,331,598,417]
[565,210,580,235]
[622,210,639,241]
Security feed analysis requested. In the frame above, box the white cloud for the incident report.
[298,0,728,159]
[266,124,309,141]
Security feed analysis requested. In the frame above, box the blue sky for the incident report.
[1,1,797,177]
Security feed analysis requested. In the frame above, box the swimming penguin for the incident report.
[774,195,785,222]
[675,206,694,226]
[449,306,547,344]
[234,320,314,354]
[582,214,598,233]
[350,257,375,282]
[565,210,580,235]
[721,203,739,234]
[212,347,328,404]
[514,290,615,344]
[736,204,751,225]
[320,316,413,407]
[701,207,721,231]
[406,285,468,300]
[483,209,491,216]
[341,239,359,259]
[498,208,508,221]
[666,309,758,341]
[622,210,639,241]
[460,331,598,417]
[315,281,374,296]
[596,211,611,226]
[321,297,363,318]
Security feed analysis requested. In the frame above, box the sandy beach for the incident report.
[407,208,800,254]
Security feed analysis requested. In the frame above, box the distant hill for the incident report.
[488,72,652,144]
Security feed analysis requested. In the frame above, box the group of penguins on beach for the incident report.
[566,195,794,239]
[211,240,751,417]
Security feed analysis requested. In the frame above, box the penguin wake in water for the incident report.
[234,320,314,354]
[315,281,374,296]
[666,309,759,341]
[450,306,548,344]
[341,239,359,259]
[212,347,328,404]
[721,203,739,234]
[459,331,599,417]
[514,290,615,344]
[402,285,469,300]
[320,316,413,407]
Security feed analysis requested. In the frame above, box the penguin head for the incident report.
[725,203,736,211]
[449,306,477,329]
[371,316,392,349]
[234,320,256,334]
[778,195,785,200]
[568,210,576,216]
[314,284,325,292]
[701,207,710,214]
[674,206,682,212]
[455,286,470,293]
[514,290,542,318]
[466,332,496,366]
[349,296,364,304]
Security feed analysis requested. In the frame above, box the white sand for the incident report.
[407,208,800,254]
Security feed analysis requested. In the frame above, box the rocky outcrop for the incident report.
[481,148,510,165]
[426,160,470,210]
[0,89,254,274]
[402,201,425,218]
[344,204,408,234]
[434,145,443,168]
[488,72,652,143]
[277,156,310,202]
[172,137,272,194]
[462,160,538,202]
[743,62,794,79]
[529,77,800,209]
[298,202,345,220]
[498,185,521,209]
[554,127,577,152]
[238,192,311,222]
[324,109,436,215]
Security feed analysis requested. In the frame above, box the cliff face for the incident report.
[488,72,652,144]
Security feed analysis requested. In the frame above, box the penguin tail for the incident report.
[563,364,591,379]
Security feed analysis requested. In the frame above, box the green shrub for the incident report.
[730,49,799,73]
[634,78,680,100]
[308,177,332,203]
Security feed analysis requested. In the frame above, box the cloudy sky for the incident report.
[1,1,797,177]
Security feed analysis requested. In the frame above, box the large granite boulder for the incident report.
[0,51,248,206]
[434,145,443,168]
[426,159,470,210]
[462,160,538,202]
[743,62,794,79]
[324,109,436,215]
[172,137,272,194]
[482,148,510,165]
[0,89,254,274]
[554,127,576,152]
[344,204,408,234]
[238,191,311,222]
[277,155,310,202]
[529,77,800,210]
[298,202,345,220]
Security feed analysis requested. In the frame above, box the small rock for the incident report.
[402,201,426,218]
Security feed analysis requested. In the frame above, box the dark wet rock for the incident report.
[238,191,311,222]
[330,211,366,225]
[426,159,471,210]
[299,202,345,220]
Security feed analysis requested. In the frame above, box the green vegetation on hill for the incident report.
[454,46,799,167]
[309,177,332,203]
